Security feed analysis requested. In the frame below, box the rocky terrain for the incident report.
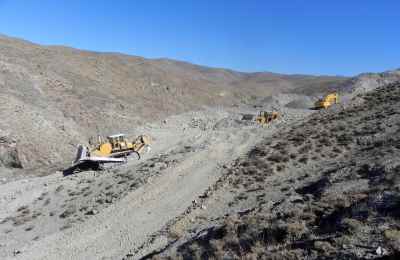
[0,34,400,260]
[149,82,400,260]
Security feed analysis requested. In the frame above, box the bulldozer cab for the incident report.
[107,134,126,149]
[258,111,267,117]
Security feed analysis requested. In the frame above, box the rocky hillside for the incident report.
[154,82,400,260]
[0,35,347,170]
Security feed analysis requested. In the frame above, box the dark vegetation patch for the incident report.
[295,176,330,199]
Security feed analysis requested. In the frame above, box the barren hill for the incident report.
[0,35,347,170]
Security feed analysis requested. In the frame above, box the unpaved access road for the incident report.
[0,107,310,260]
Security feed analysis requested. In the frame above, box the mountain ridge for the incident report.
[0,34,396,170]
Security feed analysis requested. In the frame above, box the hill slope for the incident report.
[0,35,347,169]
[153,82,400,260]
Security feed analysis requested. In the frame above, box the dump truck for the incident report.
[255,111,279,125]
[63,134,151,175]
[314,93,338,109]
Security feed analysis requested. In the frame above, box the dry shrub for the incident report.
[117,179,127,185]
[12,207,33,226]
[31,211,42,219]
[169,220,187,240]
[37,192,48,200]
[55,185,64,193]
[243,167,259,176]
[336,134,352,145]
[276,165,285,172]
[254,176,265,183]
[17,206,29,212]
[285,221,308,240]
[60,223,72,231]
[272,142,288,151]
[298,157,308,164]
[3,229,12,234]
[59,206,76,219]
[314,241,335,256]
[267,153,289,163]
[332,146,342,154]
[328,153,338,158]
[43,198,51,206]
[298,144,312,154]
[83,191,93,197]
[25,225,35,231]
[288,135,306,146]
[341,218,362,233]
[384,229,400,251]
[12,215,33,226]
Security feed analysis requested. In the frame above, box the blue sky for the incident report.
[0,0,399,76]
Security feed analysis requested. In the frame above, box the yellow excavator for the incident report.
[255,111,279,125]
[314,93,338,109]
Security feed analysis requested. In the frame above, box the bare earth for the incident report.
[0,104,308,259]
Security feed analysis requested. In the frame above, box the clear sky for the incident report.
[0,0,399,76]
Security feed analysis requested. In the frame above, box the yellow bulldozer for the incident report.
[64,134,151,174]
[314,93,338,109]
[255,111,279,125]
[90,134,151,158]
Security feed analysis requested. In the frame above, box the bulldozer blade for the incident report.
[63,145,126,175]
[73,145,88,164]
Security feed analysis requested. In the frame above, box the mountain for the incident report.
[0,34,366,170]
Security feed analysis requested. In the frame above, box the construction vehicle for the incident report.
[63,134,151,175]
[314,93,338,109]
[90,134,151,158]
[255,111,279,125]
